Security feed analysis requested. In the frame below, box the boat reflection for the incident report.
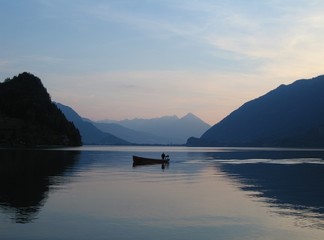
[132,155,170,170]
[0,149,80,223]
[133,162,169,170]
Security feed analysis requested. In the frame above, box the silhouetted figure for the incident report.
[161,152,166,160]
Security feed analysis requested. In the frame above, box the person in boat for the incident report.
[161,153,169,160]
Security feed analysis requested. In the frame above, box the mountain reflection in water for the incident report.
[0,149,80,223]
[0,146,324,240]
[213,149,324,229]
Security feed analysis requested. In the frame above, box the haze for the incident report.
[1,0,324,125]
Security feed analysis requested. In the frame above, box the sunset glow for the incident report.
[1,0,324,124]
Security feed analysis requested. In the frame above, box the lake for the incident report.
[0,146,324,240]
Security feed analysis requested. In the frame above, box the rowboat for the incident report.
[132,155,170,165]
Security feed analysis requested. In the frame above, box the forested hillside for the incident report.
[0,72,82,147]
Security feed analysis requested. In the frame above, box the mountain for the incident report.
[55,103,129,145]
[187,75,324,147]
[0,72,81,147]
[93,122,169,145]
[99,113,210,144]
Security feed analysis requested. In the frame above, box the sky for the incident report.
[1,0,324,125]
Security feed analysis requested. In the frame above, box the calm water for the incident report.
[1,146,324,240]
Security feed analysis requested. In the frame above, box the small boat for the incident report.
[133,155,170,165]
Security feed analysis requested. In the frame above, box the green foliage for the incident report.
[0,72,82,147]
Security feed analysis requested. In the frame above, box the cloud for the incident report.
[82,1,324,76]
[83,2,195,39]
[3,0,324,124]
[192,1,324,80]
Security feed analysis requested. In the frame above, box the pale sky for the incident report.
[1,0,324,125]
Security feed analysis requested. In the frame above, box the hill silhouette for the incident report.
[55,103,129,145]
[0,73,81,147]
[187,75,324,147]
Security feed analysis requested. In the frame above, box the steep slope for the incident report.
[0,72,81,146]
[187,75,324,147]
[55,103,129,145]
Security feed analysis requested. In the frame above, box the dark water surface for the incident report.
[0,146,324,239]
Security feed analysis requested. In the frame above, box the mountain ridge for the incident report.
[96,113,210,144]
[187,75,324,147]
[55,103,129,145]
[93,122,169,145]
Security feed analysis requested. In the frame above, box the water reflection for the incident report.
[213,149,324,229]
[133,162,170,170]
[1,146,324,240]
[0,149,80,223]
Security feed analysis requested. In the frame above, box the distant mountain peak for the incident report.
[183,112,194,117]
[94,113,210,144]
[181,112,199,120]
[100,113,206,123]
